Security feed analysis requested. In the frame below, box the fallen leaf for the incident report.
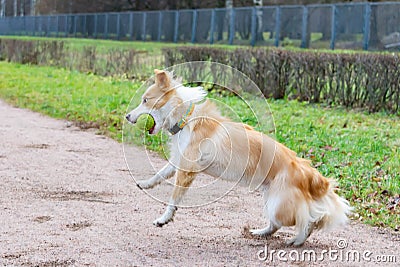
[381,190,389,195]
[369,208,377,214]
[372,177,382,182]
[322,145,339,151]
[314,162,323,168]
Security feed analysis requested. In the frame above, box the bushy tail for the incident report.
[313,180,352,231]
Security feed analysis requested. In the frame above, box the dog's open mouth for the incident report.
[148,121,156,134]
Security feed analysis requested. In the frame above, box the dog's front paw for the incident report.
[136,180,153,190]
[153,217,171,227]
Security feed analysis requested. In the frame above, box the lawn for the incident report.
[0,36,239,54]
[0,61,398,231]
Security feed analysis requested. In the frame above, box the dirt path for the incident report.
[0,100,398,267]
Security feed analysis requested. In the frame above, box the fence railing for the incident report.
[1,2,400,51]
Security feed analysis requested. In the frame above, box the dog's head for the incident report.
[125,69,206,135]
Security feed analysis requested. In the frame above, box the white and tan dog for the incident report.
[125,69,351,246]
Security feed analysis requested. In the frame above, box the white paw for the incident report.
[136,180,153,190]
[250,226,277,237]
[285,237,296,246]
[285,237,305,247]
[250,228,266,236]
[153,217,170,227]
[152,206,176,227]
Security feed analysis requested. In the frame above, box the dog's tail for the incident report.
[311,179,352,231]
[294,158,352,231]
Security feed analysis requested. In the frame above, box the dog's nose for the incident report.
[125,114,130,121]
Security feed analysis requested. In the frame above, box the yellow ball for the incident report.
[136,114,155,132]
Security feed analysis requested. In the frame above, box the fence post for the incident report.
[56,15,59,37]
[83,15,87,38]
[94,14,98,38]
[209,9,216,44]
[23,16,26,36]
[274,6,281,47]
[142,12,147,41]
[42,16,46,37]
[363,3,371,50]
[47,16,50,37]
[191,9,198,43]
[17,17,19,35]
[64,15,68,37]
[117,13,121,40]
[39,16,42,36]
[33,17,36,36]
[34,16,37,36]
[19,17,23,36]
[74,15,78,37]
[157,11,163,41]
[173,10,179,43]
[129,12,133,40]
[8,17,12,35]
[13,17,16,35]
[250,7,257,46]
[301,5,309,48]
[228,8,235,45]
[330,5,337,50]
[37,17,40,36]
[105,13,109,39]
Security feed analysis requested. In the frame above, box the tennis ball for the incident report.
[136,114,155,131]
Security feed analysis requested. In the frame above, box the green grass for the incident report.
[0,61,399,231]
[0,62,135,140]
[6,35,370,55]
[0,35,179,53]
[269,100,399,230]
[1,36,240,54]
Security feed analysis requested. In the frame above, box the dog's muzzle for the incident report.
[125,114,136,124]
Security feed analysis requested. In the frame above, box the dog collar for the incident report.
[169,102,195,135]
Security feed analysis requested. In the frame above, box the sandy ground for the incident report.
[0,99,399,267]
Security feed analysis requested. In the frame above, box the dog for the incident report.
[125,69,351,246]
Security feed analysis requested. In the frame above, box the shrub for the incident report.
[0,38,146,78]
[163,47,400,114]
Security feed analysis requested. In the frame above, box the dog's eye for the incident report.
[142,98,148,104]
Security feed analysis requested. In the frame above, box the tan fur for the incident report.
[126,69,352,246]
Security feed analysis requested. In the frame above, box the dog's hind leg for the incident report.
[137,163,176,189]
[250,222,281,237]
[153,170,196,227]
[286,221,315,246]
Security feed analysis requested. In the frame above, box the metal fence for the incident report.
[1,2,400,51]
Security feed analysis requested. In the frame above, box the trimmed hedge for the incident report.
[163,47,400,114]
[0,39,145,78]
[1,39,398,114]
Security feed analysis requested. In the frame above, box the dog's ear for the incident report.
[154,69,170,90]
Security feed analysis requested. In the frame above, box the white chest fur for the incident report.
[168,127,192,169]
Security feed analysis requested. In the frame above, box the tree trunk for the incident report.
[0,0,5,17]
